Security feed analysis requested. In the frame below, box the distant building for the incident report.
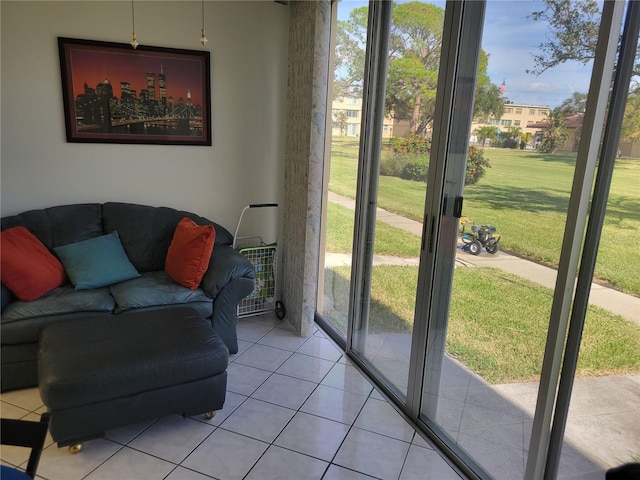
[331,96,394,138]
[146,73,156,100]
[619,140,640,158]
[471,103,551,146]
[529,113,640,157]
[330,97,638,157]
[527,113,583,152]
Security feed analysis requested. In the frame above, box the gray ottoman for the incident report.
[38,307,228,452]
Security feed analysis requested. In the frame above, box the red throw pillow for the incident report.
[1,226,67,301]
[165,217,216,290]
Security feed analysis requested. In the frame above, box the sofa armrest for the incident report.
[201,245,255,298]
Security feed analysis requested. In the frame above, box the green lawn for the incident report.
[326,200,420,257]
[325,264,640,384]
[328,138,640,295]
[325,138,640,382]
[448,267,640,383]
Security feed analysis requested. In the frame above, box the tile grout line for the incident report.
[236,333,343,480]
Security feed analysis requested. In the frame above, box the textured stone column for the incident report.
[282,0,331,338]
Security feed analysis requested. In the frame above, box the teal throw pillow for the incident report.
[54,231,140,290]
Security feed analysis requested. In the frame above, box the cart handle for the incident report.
[249,203,278,208]
[233,203,279,248]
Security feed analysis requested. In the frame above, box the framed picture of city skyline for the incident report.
[58,37,211,146]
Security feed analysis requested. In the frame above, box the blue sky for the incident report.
[482,1,593,107]
[337,0,595,108]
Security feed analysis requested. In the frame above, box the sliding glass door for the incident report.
[419,1,606,476]
[347,0,446,400]
[317,1,636,478]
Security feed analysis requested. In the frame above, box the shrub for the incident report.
[389,134,431,155]
[400,158,429,182]
[466,146,491,185]
[381,141,489,186]
[383,134,431,181]
[380,156,406,177]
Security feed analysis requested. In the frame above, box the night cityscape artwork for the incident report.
[58,37,211,146]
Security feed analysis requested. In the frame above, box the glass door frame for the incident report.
[409,0,487,421]
[346,0,393,359]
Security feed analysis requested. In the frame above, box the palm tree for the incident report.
[474,125,498,147]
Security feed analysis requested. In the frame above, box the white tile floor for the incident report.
[0,313,463,480]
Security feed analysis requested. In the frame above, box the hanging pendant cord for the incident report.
[130,0,138,49]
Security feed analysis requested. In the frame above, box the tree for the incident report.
[385,2,444,135]
[474,126,498,147]
[528,1,640,152]
[332,8,368,100]
[527,0,601,76]
[537,109,569,153]
[334,2,505,136]
[557,91,588,117]
[621,86,640,143]
[528,0,640,77]
[334,110,348,136]
[501,126,523,148]
[473,51,505,122]
[505,126,523,140]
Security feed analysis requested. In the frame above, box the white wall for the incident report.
[1,1,288,236]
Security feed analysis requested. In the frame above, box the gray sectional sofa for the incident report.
[1,202,255,391]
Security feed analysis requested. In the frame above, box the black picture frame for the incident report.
[58,37,211,146]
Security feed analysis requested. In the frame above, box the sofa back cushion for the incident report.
[102,203,233,272]
[1,204,103,251]
[1,202,234,276]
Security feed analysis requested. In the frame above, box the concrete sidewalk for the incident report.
[327,191,640,325]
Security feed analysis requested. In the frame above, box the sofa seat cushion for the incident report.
[110,271,212,315]
[1,286,115,324]
[39,308,228,411]
[1,312,113,346]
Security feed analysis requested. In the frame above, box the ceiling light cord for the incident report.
[200,0,208,47]
[130,0,138,49]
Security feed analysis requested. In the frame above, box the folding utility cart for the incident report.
[233,204,285,320]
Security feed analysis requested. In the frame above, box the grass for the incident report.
[448,267,640,383]
[324,264,640,384]
[326,201,420,257]
[328,138,640,295]
[324,137,640,383]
